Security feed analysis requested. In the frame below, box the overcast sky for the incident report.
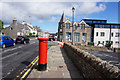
[0,0,119,33]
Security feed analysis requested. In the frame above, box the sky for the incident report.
[0,0,120,33]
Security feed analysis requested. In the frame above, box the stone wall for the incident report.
[63,43,120,79]
[76,45,110,52]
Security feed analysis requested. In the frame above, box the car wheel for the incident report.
[2,44,6,48]
[27,41,29,43]
[13,43,15,46]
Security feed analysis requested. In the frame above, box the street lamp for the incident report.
[72,7,75,45]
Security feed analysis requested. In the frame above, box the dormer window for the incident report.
[80,24,85,29]
[65,23,70,29]
[73,25,77,30]
[80,24,82,29]
[10,27,13,30]
[83,24,85,29]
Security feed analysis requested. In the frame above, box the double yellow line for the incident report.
[15,56,39,80]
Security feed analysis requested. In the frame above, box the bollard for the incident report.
[38,38,49,71]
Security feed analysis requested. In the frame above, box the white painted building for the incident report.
[27,23,37,35]
[111,29,120,48]
[94,24,120,48]
[22,21,37,35]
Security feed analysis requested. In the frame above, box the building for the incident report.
[93,23,120,48]
[58,13,120,48]
[58,13,91,45]
[82,19,120,48]
[33,25,42,36]
[2,18,30,38]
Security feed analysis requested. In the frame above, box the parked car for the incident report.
[16,36,30,44]
[105,41,113,48]
[0,36,15,48]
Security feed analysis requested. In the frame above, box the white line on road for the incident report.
[2,52,20,60]
[2,42,36,53]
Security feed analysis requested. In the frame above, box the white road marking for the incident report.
[2,42,36,53]
[2,52,19,60]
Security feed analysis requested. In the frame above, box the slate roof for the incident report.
[59,12,66,22]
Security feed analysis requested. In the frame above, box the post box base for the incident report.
[38,63,47,71]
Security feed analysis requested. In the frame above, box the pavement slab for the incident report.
[27,45,84,79]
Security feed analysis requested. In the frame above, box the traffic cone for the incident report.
[59,41,61,46]
[61,41,64,47]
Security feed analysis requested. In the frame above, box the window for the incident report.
[82,33,87,42]
[93,21,97,23]
[80,24,82,29]
[111,33,113,37]
[83,24,85,29]
[105,25,110,28]
[10,27,13,30]
[95,24,99,28]
[8,37,13,40]
[73,25,77,30]
[3,37,9,40]
[80,24,85,29]
[60,34,63,42]
[115,33,120,37]
[65,23,70,29]
[66,33,71,41]
[96,32,98,36]
[74,33,80,42]
[99,25,104,28]
[100,32,105,36]
[103,41,104,43]
[60,24,62,29]
[115,41,119,44]
[85,20,92,24]
[98,41,100,44]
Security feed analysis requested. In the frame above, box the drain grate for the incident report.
[59,66,63,68]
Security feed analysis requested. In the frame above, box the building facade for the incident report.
[58,13,120,48]
[2,18,30,38]
[94,23,120,48]
[58,13,91,45]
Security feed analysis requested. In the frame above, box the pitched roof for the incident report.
[59,12,66,22]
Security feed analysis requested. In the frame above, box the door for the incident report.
[8,37,14,46]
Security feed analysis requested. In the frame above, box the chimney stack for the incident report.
[13,18,17,25]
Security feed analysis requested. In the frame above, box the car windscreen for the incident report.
[17,37,23,39]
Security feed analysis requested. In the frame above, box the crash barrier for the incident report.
[63,43,120,79]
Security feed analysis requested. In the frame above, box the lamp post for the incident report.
[72,7,75,45]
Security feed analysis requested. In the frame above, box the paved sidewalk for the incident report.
[28,45,84,79]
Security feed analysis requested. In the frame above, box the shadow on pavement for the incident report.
[60,47,84,79]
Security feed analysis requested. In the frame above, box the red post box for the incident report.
[38,38,49,71]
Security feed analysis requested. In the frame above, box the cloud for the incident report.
[48,16,60,22]
[0,2,106,25]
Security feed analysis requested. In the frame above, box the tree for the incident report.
[33,32,35,35]
[29,33,32,37]
[0,20,4,29]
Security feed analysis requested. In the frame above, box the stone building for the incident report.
[58,13,91,45]
[2,18,30,38]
